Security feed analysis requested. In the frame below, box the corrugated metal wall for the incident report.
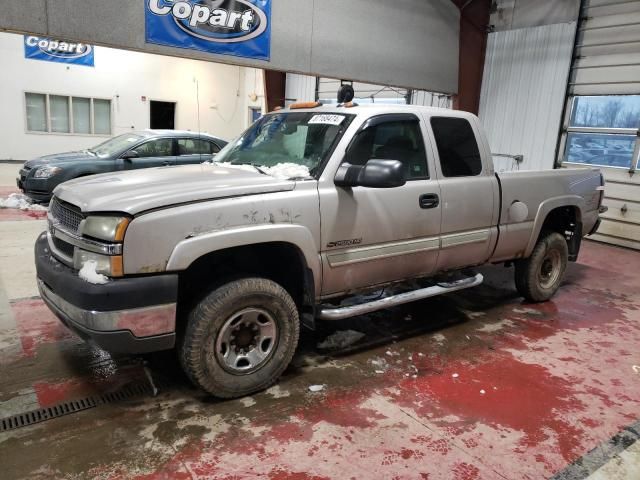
[285,73,452,108]
[410,91,453,109]
[478,22,577,172]
[284,73,316,107]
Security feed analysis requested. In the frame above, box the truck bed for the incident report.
[491,167,602,262]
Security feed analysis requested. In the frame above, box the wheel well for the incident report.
[177,242,312,326]
[539,206,582,260]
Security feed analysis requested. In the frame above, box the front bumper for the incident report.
[35,233,178,354]
[17,172,57,202]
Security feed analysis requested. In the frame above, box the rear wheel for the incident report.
[515,232,568,302]
[179,277,299,398]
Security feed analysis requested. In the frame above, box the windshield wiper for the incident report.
[228,162,269,175]
[84,149,96,156]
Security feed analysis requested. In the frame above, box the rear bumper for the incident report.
[35,233,178,354]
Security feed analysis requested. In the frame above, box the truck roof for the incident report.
[279,103,478,120]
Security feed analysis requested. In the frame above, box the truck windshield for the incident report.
[90,134,143,158]
[215,112,353,177]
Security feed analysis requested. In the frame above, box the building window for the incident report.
[25,93,112,135]
[564,95,640,170]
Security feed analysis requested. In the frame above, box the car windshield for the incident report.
[215,112,353,177]
[90,134,143,158]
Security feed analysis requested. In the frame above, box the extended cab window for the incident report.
[347,120,429,180]
[431,117,482,177]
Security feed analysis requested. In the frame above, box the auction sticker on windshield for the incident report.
[309,115,345,126]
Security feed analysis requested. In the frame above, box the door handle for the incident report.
[162,161,171,166]
[419,193,439,209]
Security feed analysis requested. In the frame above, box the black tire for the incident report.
[179,277,299,399]
[515,232,568,302]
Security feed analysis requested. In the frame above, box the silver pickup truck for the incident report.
[35,104,605,398]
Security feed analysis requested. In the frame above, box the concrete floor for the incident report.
[1,164,639,479]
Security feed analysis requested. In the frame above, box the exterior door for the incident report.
[319,113,441,296]
[427,115,499,271]
[557,0,640,250]
[122,137,176,169]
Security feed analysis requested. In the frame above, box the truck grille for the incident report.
[50,197,84,233]
[51,236,75,259]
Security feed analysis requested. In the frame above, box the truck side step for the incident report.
[317,274,484,321]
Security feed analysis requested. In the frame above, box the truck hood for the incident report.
[25,150,97,168]
[53,164,297,215]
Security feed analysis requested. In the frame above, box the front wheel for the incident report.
[179,277,300,398]
[514,232,568,302]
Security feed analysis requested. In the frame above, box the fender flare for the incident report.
[524,195,584,257]
[166,224,321,288]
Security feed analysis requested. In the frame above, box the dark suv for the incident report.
[17,130,227,202]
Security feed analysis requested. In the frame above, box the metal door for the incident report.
[558,0,640,249]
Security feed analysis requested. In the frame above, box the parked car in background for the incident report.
[17,130,227,202]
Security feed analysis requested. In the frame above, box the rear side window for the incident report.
[431,117,482,177]
[177,139,220,155]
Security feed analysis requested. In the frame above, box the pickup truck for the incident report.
[35,104,605,399]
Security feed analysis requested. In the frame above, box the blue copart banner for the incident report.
[24,36,95,67]
[145,0,271,61]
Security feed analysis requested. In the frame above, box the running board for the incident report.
[317,274,484,321]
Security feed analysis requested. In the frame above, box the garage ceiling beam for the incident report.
[0,0,461,94]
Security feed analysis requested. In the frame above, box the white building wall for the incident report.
[478,22,576,172]
[0,32,264,160]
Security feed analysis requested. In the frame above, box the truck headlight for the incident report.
[34,166,62,179]
[73,249,123,277]
[81,216,130,242]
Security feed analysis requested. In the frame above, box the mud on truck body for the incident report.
[35,104,606,398]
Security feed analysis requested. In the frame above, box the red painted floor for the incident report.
[1,240,639,479]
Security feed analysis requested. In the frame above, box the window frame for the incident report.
[23,91,112,137]
[560,95,640,172]
[342,113,430,181]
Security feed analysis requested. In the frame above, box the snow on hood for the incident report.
[206,162,311,180]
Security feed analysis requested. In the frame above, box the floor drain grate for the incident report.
[0,381,156,433]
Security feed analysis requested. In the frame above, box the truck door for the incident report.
[319,113,442,296]
[427,115,500,271]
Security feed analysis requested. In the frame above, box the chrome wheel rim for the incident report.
[215,308,278,374]
[538,249,562,289]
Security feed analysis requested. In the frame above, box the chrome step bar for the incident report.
[317,274,483,321]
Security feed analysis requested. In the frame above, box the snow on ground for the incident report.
[205,162,311,180]
[0,193,48,211]
[317,330,365,350]
[78,261,109,285]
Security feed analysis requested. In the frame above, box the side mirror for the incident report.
[335,159,406,189]
[121,150,139,160]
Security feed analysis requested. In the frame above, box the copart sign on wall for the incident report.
[145,0,271,60]
[24,36,94,66]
